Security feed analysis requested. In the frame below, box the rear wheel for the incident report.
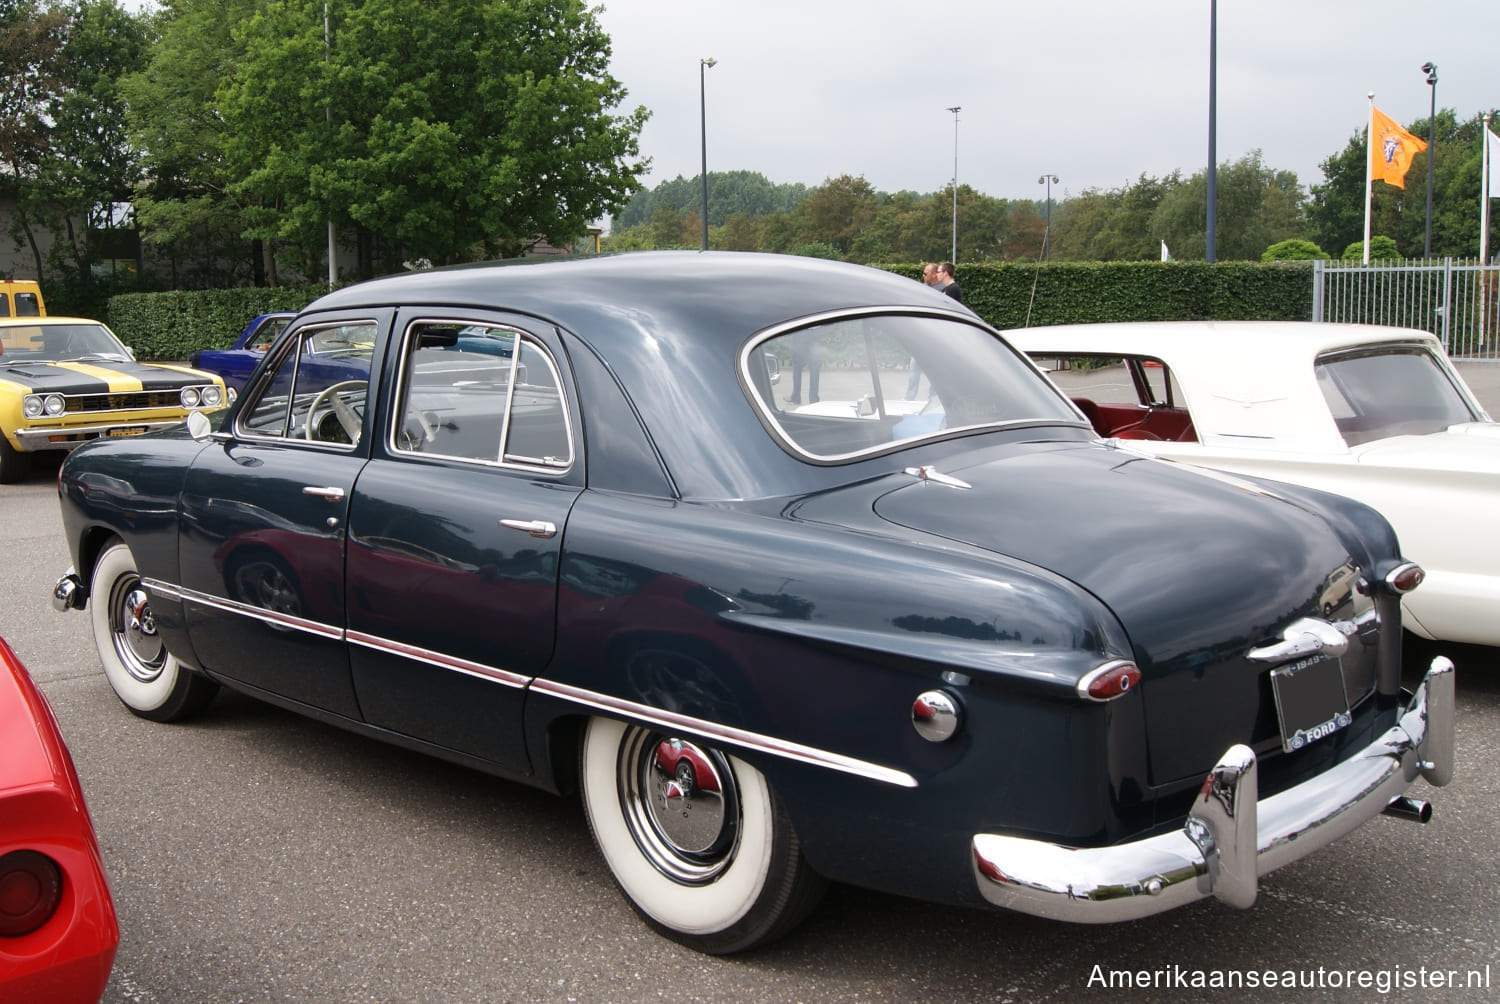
[90,540,218,722]
[579,717,825,954]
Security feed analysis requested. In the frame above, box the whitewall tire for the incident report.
[90,540,217,722]
[579,717,825,954]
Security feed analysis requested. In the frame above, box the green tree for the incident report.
[0,0,68,278]
[24,0,154,282]
[219,0,649,275]
[1309,109,1493,260]
[123,0,264,287]
[798,174,878,256]
[1341,235,1400,261]
[1262,238,1326,261]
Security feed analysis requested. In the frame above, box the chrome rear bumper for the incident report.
[972,657,1454,923]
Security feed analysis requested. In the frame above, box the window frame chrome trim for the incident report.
[738,306,1075,466]
[232,319,379,448]
[386,317,576,475]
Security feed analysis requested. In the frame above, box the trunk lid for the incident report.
[874,442,1379,784]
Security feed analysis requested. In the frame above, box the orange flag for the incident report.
[1371,107,1427,189]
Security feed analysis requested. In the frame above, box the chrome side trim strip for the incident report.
[147,578,343,640]
[532,678,918,789]
[346,630,529,689]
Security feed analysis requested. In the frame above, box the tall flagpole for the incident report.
[1363,93,1374,265]
[1483,113,1493,267]
[1483,113,1493,348]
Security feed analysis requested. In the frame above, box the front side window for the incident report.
[238,321,376,446]
[1315,347,1479,446]
[742,312,1075,462]
[391,321,573,471]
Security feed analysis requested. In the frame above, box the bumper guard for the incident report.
[972,657,1455,922]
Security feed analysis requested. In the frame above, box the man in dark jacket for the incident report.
[937,262,962,302]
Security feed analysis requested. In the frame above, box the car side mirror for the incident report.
[186,411,212,441]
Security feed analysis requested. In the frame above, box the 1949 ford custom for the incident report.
[52,253,1453,953]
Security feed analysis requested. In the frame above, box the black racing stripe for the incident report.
[0,362,208,394]
[110,362,211,391]
[0,364,112,394]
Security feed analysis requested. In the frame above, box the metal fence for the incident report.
[1312,258,1500,362]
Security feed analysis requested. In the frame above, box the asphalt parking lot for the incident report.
[4,360,1498,1002]
[1455,360,1500,414]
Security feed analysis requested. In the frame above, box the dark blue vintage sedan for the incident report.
[51,252,1453,953]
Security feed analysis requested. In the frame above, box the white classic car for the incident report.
[1011,321,1500,647]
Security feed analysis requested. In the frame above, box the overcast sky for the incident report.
[593,1,1498,204]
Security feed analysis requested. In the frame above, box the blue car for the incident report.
[189,312,296,394]
[53,253,1453,953]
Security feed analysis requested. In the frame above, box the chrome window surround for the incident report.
[387,318,576,475]
[233,320,377,448]
[739,306,1076,465]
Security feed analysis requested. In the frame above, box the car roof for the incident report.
[1008,320,1461,447]
[0,315,106,327]
[303,252,980,499]
[1008,319,1442,361]
[308,251,962,341]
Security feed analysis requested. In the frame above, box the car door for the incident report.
[343,313,583,769]
[177,312,388,718]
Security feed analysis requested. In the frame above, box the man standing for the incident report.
[936,262,963,302]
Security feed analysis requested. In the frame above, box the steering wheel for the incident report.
[304,380,367,444]
[398,403,438,451]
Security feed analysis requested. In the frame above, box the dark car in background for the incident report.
[51,252,1453,953]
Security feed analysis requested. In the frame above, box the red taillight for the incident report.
[1077,660,1142,702]
[1385,562,1425,594]
[0,850,64,937]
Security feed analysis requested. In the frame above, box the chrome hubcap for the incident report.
[114,582,166,683]
[618,728,739,884]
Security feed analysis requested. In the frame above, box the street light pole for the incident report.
[1037,174,1058,260]
[1206,0,1217,263]
[948,106,961,263]
[699,57,717,251]
[1422,61,1437,259]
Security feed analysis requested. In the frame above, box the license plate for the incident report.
[1270,656,1352,752]
[108,427,147,437]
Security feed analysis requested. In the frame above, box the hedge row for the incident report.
[104,260,1318,361]
[882,260,1317,329]
[106,285,330,360]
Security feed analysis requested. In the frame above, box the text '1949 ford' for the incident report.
[51,252,1453,953]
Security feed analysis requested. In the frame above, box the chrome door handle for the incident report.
[302,486,346,501]
[500,518,557,539]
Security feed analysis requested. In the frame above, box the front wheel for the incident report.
[579,717,825,954]
[0,435,30,484]
[90,541,218,722]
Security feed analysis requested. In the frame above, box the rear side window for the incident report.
[391,321,573,472]
[743,312,1075,463]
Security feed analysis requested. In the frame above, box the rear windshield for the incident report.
[1315,347,1479,445]
[742,312,1077,462]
